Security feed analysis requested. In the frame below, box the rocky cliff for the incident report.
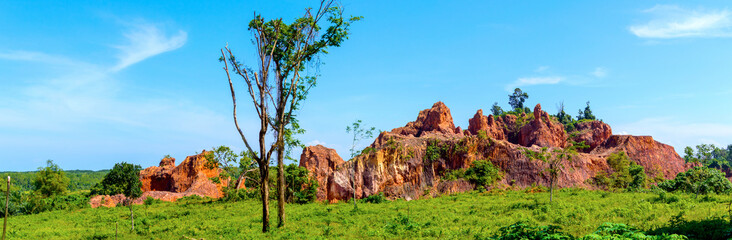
[90,151,230,208]
[300,102,690,202]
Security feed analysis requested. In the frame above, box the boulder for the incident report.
[518,104,567,148]
[299,145,345,201]
[571,121,612,152]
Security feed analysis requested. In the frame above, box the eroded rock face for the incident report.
[468,109,507,140]
[299,145,345,201]
[391,101,456,137]
[518,104,567,148]
[572,121,612,152]
[301,101,689,202]
[92,151,229,208]
[592,135,688,179]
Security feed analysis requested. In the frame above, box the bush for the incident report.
[658,167,732,196]
[285,164,318,204]
[591,151,647,191]
[362,192,387,204]
[465,160,503,190]
[492,221,572,240]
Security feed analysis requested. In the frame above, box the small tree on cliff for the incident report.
[523,142,585,203]
[219,0,360,231]
[508,88,529,112]
[91,162,142,231]
[346,119,376,209]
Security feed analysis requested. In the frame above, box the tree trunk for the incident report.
[352,165,357,209]
[549,178,554,203]
[3,176,9,240]
[276,148,286,228]
[129,203,134,232]
[260,165,270,232]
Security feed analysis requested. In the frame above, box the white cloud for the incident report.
[591,67,608,78]
[535,66,550,72]
[307,140,328,146]
[615,117,732,153]
[111,23,187,71]
[629,5,732,38]
[505,76,562,91]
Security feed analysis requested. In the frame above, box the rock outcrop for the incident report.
[299,145,345,201]
[91,151,229,208]
[300,101,689,202]
[571,121,612,152]
[591,135,686,179]
[391,101,456,137]
[518,104,567,148]
[467,109,507,140]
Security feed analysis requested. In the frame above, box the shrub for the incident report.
[591,151,647,191]
[285,164,318,204]
[362,192,387,204]
[465,160,503,190]
[658,166,732,196]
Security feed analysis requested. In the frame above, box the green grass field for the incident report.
[4,189,731,239]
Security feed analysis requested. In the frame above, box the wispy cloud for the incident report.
[535,66,550,72]
[591,67,608,78]
[112,23,187,71]
[0,19,228,170]
[629,5,732,38]
[505,76,562,91]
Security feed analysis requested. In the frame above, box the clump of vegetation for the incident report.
[657,166,732,197]
[683,143,732,170]
[591,151,647,191]
[90,162,143,230]
[465,160,503,190]
[362,192,387,204]
[440,160,503,191]
[284,164,318,204]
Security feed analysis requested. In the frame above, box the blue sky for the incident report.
[2,1,732,171]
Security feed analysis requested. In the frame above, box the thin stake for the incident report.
[3,176,9,240]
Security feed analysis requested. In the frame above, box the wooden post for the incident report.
[3,176,9,240]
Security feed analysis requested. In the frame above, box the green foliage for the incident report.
[508,88,529,110]
[490,221,572,240]
[347,119,376,159]
[658,166,732,196]
[425,139,444,163]
[89,162,142,199]
[442,168,466,181]
[583,222,687,240]
[284,163,318,204]
[591,151,647,190]
[143,197,162,206]
[0,170,108,193]
[362,192,387,204]
[491,102,504,116]
[33,160,69,197]
[683,144,730,169]
[465,160,503,190]
[5,190,732,239]
[576,101,596,121]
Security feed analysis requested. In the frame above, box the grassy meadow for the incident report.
[4,188,731,239]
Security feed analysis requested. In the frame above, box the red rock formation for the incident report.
[592,135,688,179]
[91,151,229,208]
[299,145,345,201]
[301,101,688,202]
[391,102,456,137]
[518,104,567,148]
[468,109,507,140]
[571,121,612,152]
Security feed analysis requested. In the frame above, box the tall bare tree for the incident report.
[220,0,360,232]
